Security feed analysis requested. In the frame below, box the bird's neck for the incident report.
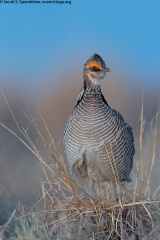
[83,74,101,94]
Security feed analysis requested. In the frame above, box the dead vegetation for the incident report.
[0,91,160,239]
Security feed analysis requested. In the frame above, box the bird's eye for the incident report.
[91,66,98,71]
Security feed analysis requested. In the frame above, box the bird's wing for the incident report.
[112,109,135,156]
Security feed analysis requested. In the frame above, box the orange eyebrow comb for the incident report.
[88,62,100,69]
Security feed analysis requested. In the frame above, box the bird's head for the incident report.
[84,54,110,84]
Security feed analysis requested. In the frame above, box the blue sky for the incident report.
[0,0,160,87]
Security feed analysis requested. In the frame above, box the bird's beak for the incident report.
[101,67,111,72]
[105,67,111,72]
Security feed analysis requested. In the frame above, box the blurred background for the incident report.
[0,0,160,224]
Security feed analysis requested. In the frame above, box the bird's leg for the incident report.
[107,182,118,202]
[112,181,127,204]
[119,181,126,193]
[106,181,126,203]
[119,181,132,202]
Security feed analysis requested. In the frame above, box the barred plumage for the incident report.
[62,54,135,186]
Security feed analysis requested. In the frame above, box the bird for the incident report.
[62,53,135,191]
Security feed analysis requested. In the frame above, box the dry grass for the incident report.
[0,91,160,240]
